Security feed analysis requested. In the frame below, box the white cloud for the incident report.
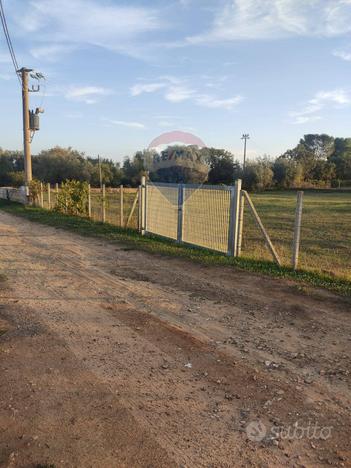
[292,115,322,125]
[333,49,351,62]
[106,119,145,129]
[164,85,195,102]
[195,94,243,109]
[65,86,112,104]
[131,77,243,110]
[188,0,351,43]
[290,88,351,124]
[130,82,166,96]
[30,44,76,62]
[15,0,162,58]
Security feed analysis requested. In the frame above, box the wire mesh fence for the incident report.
[241,191,351,280]
[182,186,231,253]
[145,183,179,240]
[10,180,350,281]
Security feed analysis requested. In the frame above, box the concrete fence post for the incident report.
[177,184,184,243]
[237,191,245,256]
[102,184,106,223]
[292,191,304,270]
[227,179,242,256]
[141,176,146,235]
[138,185,141,232]
[47,183,51,209]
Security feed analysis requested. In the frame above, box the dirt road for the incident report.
[0,210,350,467]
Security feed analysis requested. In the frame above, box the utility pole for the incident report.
[241,133,250,171]
[19,67,32,185]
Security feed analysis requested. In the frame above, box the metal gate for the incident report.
[141,179,242,256]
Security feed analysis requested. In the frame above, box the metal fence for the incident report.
[142,180,242,256]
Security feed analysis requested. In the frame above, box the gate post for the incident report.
[177,184,184,243]
[140,176,146,235]
[227,179,242,256]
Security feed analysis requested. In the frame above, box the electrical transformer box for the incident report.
[29,111,40,131]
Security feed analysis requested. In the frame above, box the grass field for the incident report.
[243,191,351,281]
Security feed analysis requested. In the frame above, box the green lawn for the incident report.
[242,191,351,281]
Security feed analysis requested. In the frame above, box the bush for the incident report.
[273,159,304,188]
[8,171,25,187]
[28,179,42,205]
[55,180,89,216]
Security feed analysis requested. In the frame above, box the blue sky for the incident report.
[1,0,351,164]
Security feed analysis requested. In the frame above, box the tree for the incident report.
[300,134,335,160]
[205,148,241,185]
[243,157,273,191]
[328,138,351,180]
[273,158,304,188]
[279,134,336,183]
[33,146,91,183]
[149,145,208,184]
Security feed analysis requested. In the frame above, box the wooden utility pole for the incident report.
[19,67,32,185]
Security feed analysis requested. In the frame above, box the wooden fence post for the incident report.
[102,184,106,223]
[242,190,281,266]
[141,176,146,235]
[237,191,245,256]
[88,184,92,218]
[126,191,138,228]
[47,183,51,209]
[40,183,44,208]
[292,191,304,270]
[228,179,242,256]
[55,183,59,206]
[120,185,124,227]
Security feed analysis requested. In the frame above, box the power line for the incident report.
[0,0,21,86]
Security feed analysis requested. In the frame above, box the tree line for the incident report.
[0,134,350,190]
